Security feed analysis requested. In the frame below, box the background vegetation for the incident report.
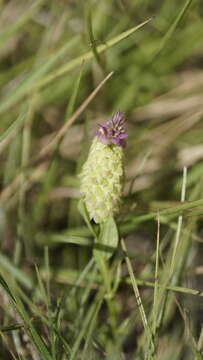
[1,0,203,358]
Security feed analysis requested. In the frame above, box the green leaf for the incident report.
[94,217,119,260]
[37,232,92,247]
[78,199,98,237]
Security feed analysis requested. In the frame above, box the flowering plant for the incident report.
[79,111,127,224]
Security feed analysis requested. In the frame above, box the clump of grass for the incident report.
[1,0,203,359]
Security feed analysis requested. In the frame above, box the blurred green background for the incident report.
[1,0,203,359]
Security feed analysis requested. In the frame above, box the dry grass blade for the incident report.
[152,214,160,336]
[170,167,187,275]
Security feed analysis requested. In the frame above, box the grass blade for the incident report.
[0,273,52,360]
[35,18,151,92]
[121,239,154,356]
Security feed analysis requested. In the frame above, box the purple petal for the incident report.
[98,137,111,145]
[96,110,127,147]
[112,110,123,124]
[111,137,120,145]
[118,133,128,139]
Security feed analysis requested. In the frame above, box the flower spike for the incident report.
[79,111,127,223]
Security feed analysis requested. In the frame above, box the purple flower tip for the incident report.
[96,110,128,147]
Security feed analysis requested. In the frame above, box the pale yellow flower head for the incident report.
[79,111,127,224]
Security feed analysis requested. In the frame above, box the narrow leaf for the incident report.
[94,217,119,260]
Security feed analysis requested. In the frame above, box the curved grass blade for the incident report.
[0,273,52,360]
[35,18,151,92]
[153,0,194,60]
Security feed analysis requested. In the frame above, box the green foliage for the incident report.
[1,0,203,359]
[94,217,119,260]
